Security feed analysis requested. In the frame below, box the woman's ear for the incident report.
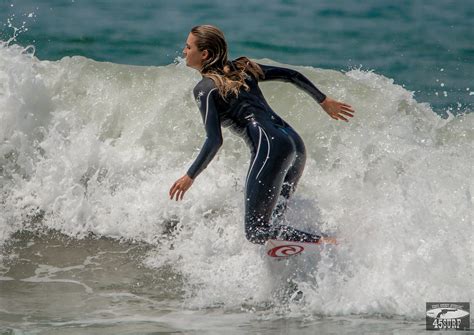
[201,50,209,61]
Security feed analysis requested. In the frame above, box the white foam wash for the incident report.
[0,41,472,332]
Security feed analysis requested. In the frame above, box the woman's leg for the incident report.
[244,123,319,244]
[272,126,307,220]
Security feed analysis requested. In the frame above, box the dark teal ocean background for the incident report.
[1,0,473,114]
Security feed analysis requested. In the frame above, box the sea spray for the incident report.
[1,42,472,317]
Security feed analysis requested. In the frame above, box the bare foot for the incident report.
[318,237,338,245]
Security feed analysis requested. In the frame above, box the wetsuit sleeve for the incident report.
[186,83,223,179]
[257,63,327,103]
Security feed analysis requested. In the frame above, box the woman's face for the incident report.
[183,33,208,70]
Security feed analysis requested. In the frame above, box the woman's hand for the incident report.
[169,174,194,201]
[320,97,355,122]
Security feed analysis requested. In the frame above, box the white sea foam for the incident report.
[1,42,472,318]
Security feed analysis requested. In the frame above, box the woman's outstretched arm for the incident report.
[257,63,355,121]
[169,79,223,201]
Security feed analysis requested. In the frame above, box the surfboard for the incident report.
[265,237,337,258]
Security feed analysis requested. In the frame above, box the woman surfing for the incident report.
[169,25,354,245]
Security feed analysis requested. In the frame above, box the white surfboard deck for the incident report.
[265,238,337,258]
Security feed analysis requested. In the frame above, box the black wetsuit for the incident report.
[187,63,326,245]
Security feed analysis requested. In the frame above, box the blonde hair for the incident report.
[190,25,264,98]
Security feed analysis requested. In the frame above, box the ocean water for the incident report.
[1,1,473,334]
[1,0,473,114]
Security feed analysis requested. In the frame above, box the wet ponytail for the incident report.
[190,25,264,98]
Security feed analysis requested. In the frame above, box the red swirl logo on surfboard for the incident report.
[267,244,304,258]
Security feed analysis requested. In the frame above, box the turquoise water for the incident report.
[1,0,473,114]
